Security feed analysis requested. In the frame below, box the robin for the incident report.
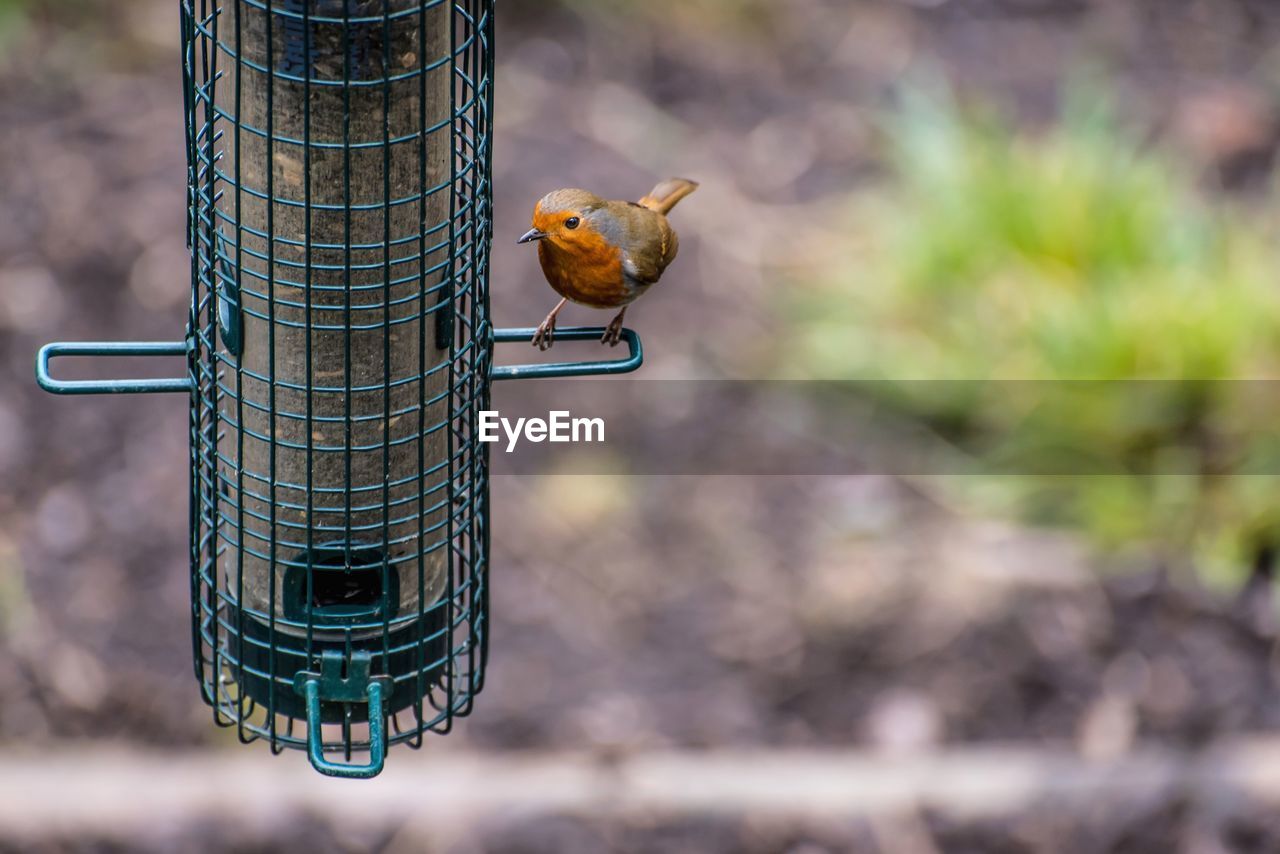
[517,177,699,349]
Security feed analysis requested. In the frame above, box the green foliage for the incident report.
[0,0,105,63]
[783,80,1280,583]
[0,0,31,51]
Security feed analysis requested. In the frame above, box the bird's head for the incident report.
[518,188,606,250]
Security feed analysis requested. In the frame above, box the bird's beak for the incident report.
[517,228,547,245]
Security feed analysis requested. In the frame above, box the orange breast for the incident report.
[537,232,633,309]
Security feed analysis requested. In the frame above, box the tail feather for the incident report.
[638,177,699,215]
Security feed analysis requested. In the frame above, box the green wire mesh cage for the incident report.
[35,0,641,778]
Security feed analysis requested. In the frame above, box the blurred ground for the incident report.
[4,1,1280,852]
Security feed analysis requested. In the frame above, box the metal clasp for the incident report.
[293,650,393,779]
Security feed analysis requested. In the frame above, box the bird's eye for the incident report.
[565,216,580,230]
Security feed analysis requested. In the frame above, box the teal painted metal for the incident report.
[301,678,388,778]
[34,0,642,779]
[294,650,393,778]
[36,342,193,395]
[491,327,643,380]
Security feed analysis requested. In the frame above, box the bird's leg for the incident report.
[601,307,627,347]
[532,298,567,351]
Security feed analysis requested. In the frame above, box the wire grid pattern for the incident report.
[181,0,492,758]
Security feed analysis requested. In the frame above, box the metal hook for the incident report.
[295,650,391,779]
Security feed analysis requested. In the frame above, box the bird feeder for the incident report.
[35,0,641,778]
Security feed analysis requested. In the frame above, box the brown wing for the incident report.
[659,221,679,269]
[622,217,678,287]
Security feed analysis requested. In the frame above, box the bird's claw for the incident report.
[601,317,625,347]
[532,318,556,350]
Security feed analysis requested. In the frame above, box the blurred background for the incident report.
[6,0,1280,851]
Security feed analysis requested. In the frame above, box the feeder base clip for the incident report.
[293,650,393,779]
